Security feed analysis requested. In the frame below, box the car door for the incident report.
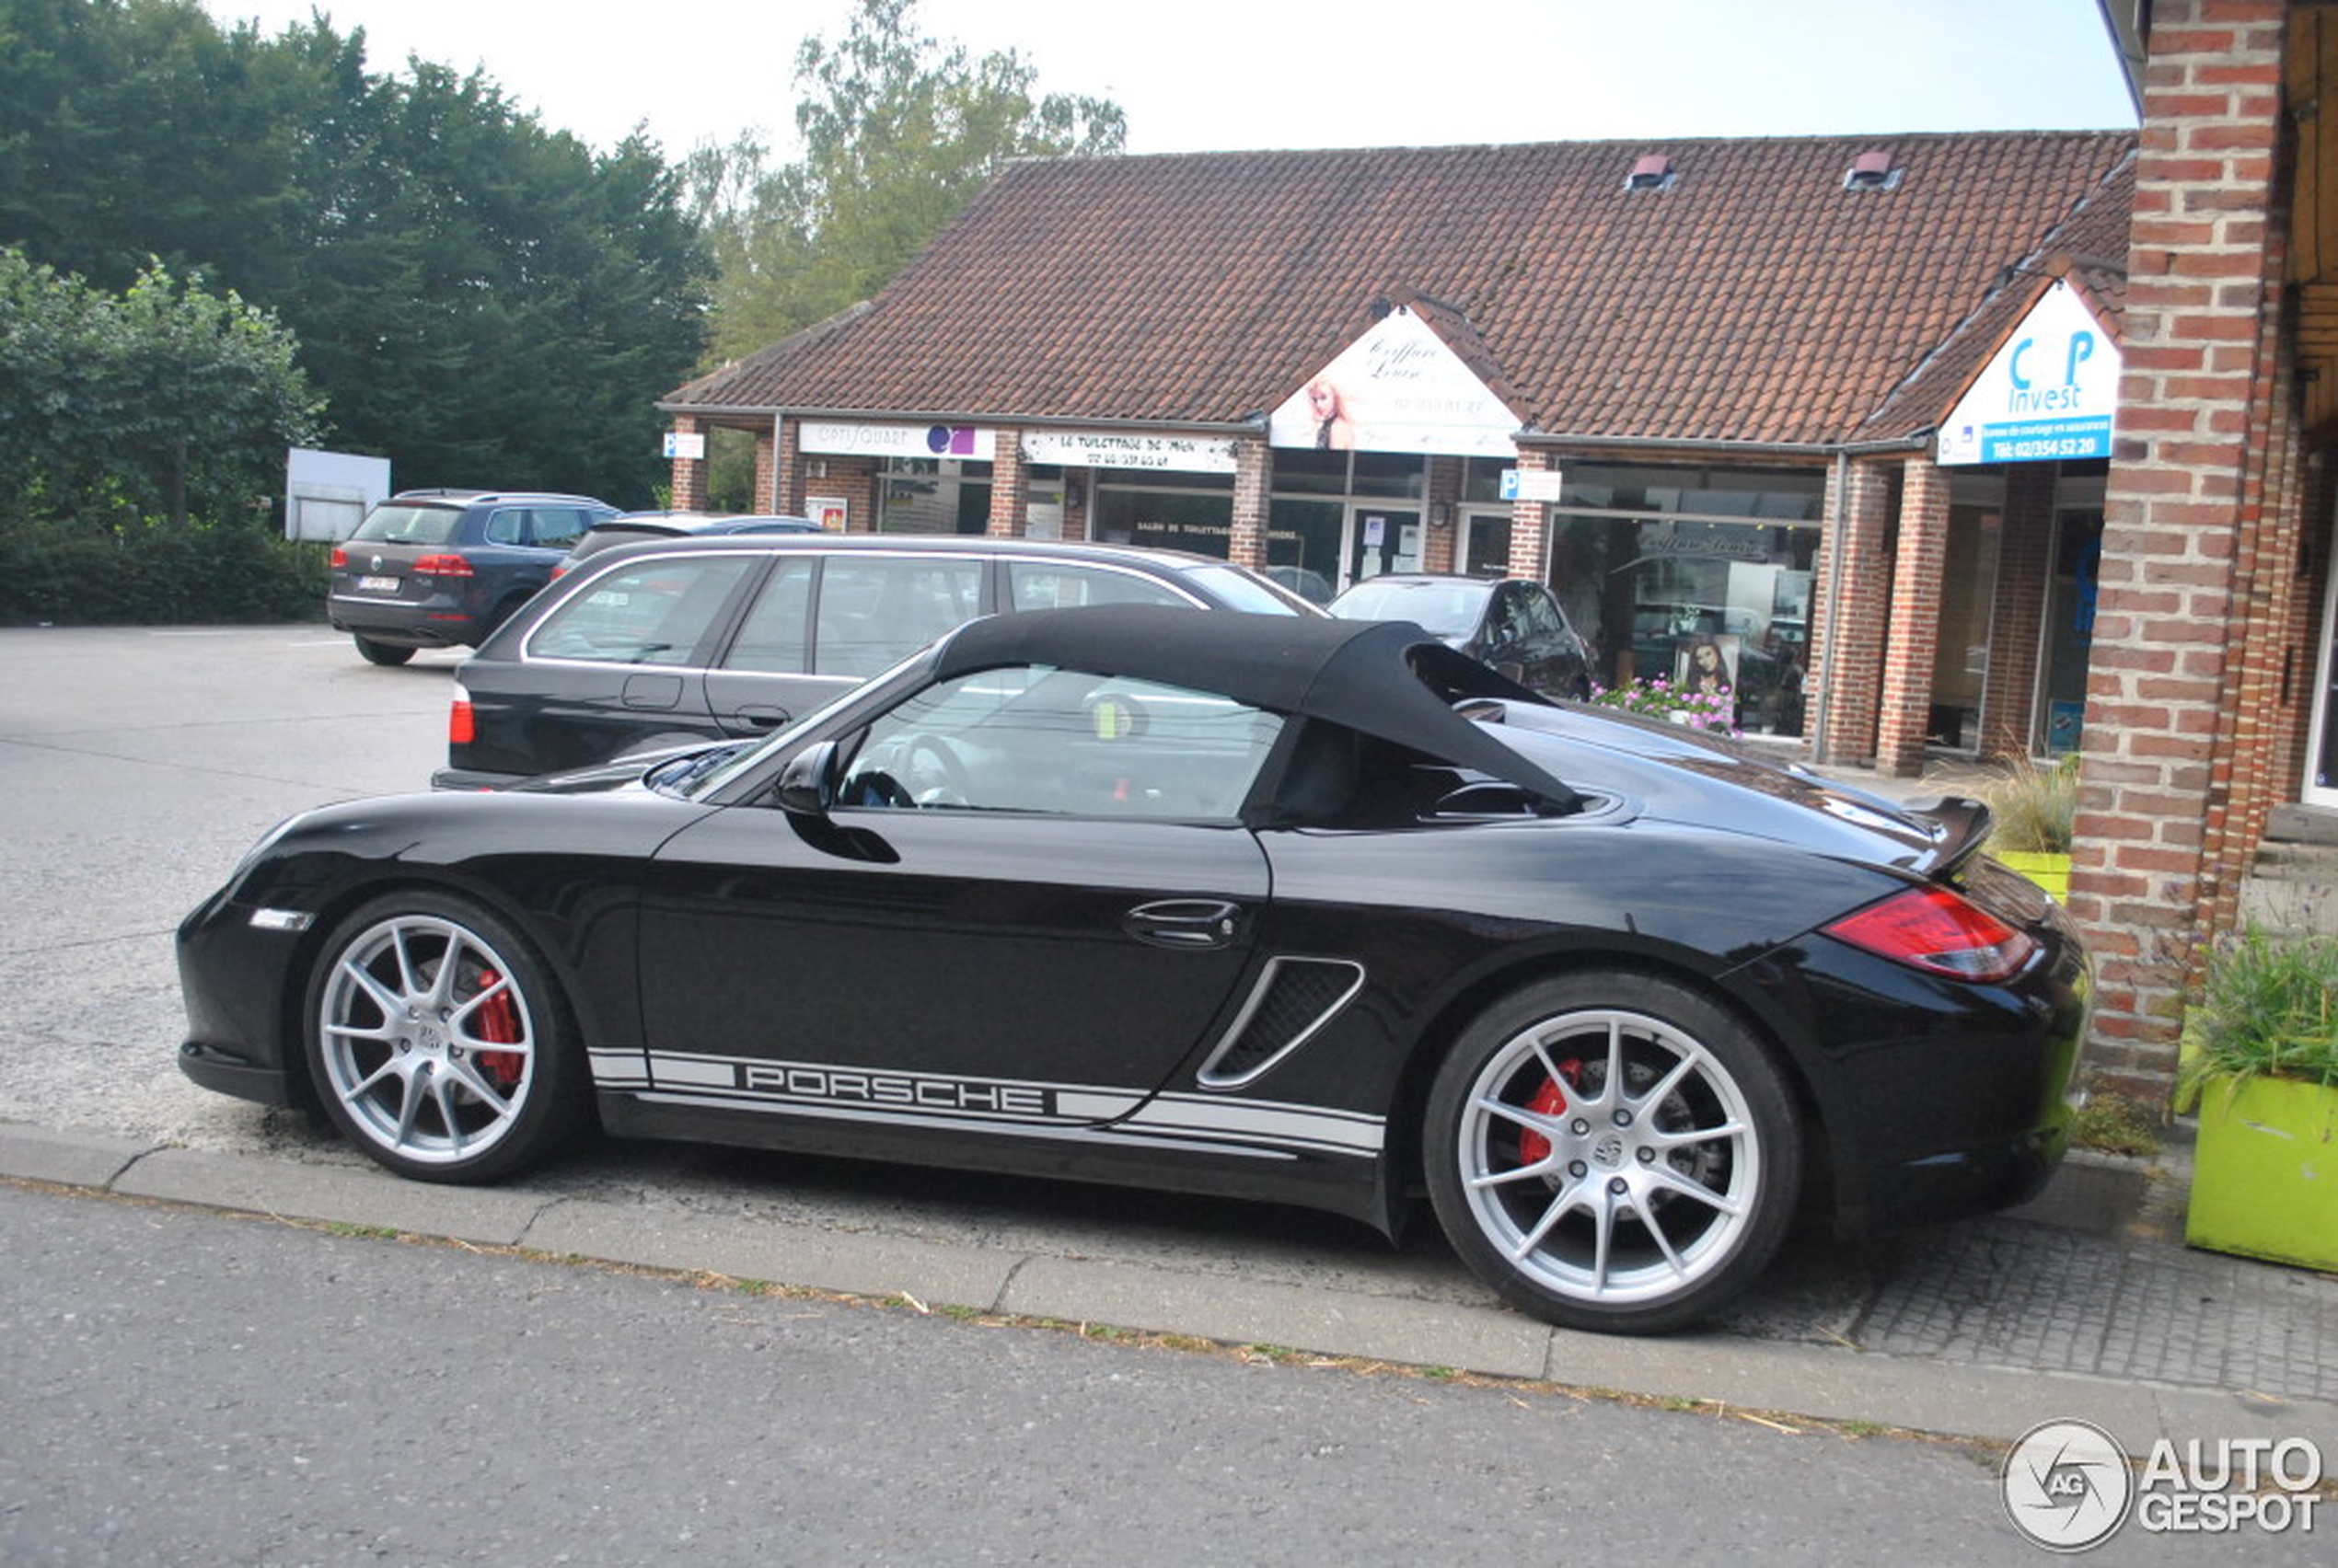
[635,664,1279,1127]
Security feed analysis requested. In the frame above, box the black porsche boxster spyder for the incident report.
[179,605,2090,1333]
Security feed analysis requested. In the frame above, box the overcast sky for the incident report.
[199,0,2138,160]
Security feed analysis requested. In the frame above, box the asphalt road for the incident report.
[8,1177,2244,1568]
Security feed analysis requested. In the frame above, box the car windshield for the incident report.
[1333,580,1487,638]
[1178,563,1314,616]
[351,504,462,546]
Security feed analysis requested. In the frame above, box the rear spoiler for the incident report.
[1899,795,1996,878]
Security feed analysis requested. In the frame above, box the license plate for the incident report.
[356,575,400,593]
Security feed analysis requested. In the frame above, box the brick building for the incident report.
[665,115,2312,1089]
[2069,0,2338,1090]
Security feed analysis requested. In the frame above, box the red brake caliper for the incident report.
[1516,1061,1580,1165]
[472,967,525,1090]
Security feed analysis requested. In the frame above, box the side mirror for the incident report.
[775,740,840,816]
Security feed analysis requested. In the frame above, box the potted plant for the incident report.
[2178,924,2338,1271]
[1985,754,2078,899]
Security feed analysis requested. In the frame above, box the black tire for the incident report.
[303,892,588,1182]
[353,634,416,666]
[1424,971,1802,1334]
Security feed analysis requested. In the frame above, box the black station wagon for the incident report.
[434,535,1321,789]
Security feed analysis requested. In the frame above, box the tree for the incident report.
[0,0,711,506]
[0,247,321,526]
[694,0,1125,363]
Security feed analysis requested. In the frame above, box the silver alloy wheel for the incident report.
[1453,1006,1762,1308]
[315,913,538,1168]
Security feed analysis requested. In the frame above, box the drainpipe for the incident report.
[1811,448,1851,767]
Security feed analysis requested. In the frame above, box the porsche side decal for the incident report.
[586,1047,1383,1160]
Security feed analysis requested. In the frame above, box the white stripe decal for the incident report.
[593,1048,1382,1160]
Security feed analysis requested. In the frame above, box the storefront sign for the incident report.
[1937,282,2120,465]
[1020,431,1239,473]
[798,421,995,459]
[1267,308,1519,457]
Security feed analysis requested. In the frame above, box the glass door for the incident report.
[1343,505,1422,587]
[2307,502,2338,806]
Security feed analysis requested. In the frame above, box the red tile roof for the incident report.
[669,131,2135,449]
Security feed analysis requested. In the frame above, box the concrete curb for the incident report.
[7,1122,2333,1455]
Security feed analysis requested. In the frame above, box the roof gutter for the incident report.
[655,403,1271,436]
[1512,431,1936,458]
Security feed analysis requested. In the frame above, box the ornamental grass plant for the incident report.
[2182,924,2338,1093]
[1985,752,2078,855]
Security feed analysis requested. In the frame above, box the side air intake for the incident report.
[1196,958,1366,1090]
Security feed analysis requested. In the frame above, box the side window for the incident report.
[813,556,984,677]
[527,556,755,665]
[1519,587,1565,640]
[532,508,588,548]
[483,509,527,546]
[838,666,1284,820]
[723,557,817,674]
[1006,562,1192,612]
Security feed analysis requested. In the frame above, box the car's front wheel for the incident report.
[1425,973,1801,1334]
[304,894,586,1182]
[353,634,415,666]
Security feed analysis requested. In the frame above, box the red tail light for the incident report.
[1823,885,2038,983]
[411,554,475,577]
[448,683,475,746]
[330,547,348,569]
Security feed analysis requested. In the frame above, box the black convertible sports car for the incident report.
[179,605,2090,1333]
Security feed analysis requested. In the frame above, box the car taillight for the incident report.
[1823,884,2038,983]
[411,554,475,577]
[330,547,348,569]
[448,683,475,745]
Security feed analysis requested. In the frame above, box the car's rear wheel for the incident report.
[353,634,415,666]
[304,894,585,1182]
[1425,973,1801,1334]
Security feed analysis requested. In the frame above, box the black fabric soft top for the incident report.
[932,605,1582,813]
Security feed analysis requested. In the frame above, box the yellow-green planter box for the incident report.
[1997,850,2071,902]
[2184,1074,2338,1272]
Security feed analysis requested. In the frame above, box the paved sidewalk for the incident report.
[6,1114,2332,1458]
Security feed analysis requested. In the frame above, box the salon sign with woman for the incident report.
[1266,305,1518,458]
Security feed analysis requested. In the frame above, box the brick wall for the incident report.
[1979,464,2059,757]
[1812,459,1896,764]
[2078,0,2289,1090]
[668,415,708,510]
[1231,439,1271,571]
[1508,451,1554,582]
[986,429,1028,537]
[1876,457,1953,775]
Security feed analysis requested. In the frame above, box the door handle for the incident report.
[1123,899,1245,951]
[727,706,791,732]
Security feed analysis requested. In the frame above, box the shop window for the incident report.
[1094,484,1235,557]
[1552,511,1816,738]
[879,458,992,536]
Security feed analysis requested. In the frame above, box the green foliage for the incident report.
[0,0,710,508]
[0,248,322,525]
[0,516,328,625]
[2068,1090,2160,1157]
[690,0,1126,362]
[2182,925,2338,1092]
[1985,753,2078,854]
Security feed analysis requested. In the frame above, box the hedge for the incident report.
[0,518,330,625]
